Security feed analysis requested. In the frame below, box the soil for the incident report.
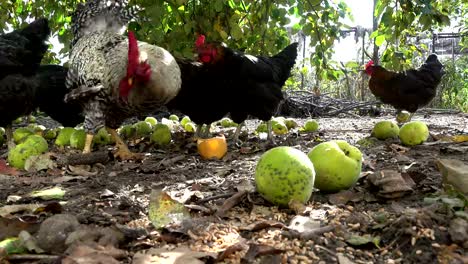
[0,113,467,264]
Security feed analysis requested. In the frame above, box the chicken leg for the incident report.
[232,122,245,145]
[83,133,94,154]
[266,121,276,145]
[106,128,144,160]
[5,125,15,150]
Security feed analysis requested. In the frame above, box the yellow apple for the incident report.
[399,121,429,146]
[372,120,399,140]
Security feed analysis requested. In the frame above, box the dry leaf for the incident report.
[436,159,468,194]
[132,246,216,264]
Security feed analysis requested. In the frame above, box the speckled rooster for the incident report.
[65,0,181,160]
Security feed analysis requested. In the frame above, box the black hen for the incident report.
[168,36,298,143]
[0,18,83,149]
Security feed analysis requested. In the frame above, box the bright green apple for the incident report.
[255,146,315,207]
[399,121,429,146]
[303,120,319,132]
[372,120,399,140]
[307,140,362,192]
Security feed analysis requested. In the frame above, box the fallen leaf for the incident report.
[24,153,55,172]
[18,230,44,253]
[0,237,26,257]
[52,175,88,183]
[0,159,19,176]
[328,190,364,205]
[0,204,45,217]
[62,244,126,264]
[216,190,248,217]
[368,170,414,198]
[437,159,468,194]
[29,186,66,200]
[0,216,41,241]
[67,165,98,176]
[148,189,191,229]
[346,234,380,248]
[217,240,248,262]
[132,246,216,264]
[240,221,286,232]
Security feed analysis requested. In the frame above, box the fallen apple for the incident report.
[55,127,76,147]
[272,121,288,135]
[43,129,58,140]
[396,110,411,124]
[399,121,429,146]
[256,122,268,133]
[169,114,179,122]
[255,146,315,207]
[23,135,48,153]
[371,120,399,140]
[93,127,112,146]
[118,124,135,139]
[302,120,319,132]
[180,116,191,127]
[70,129,86,150]
[284,118,298,129]
[134,121,153,137]
[184,122,196,133]
[197,135,228,160]
[150,124,172,146]
[13,128,34,144]
[220,117,237,128]
[144,117,158,127]
[307,140,362,192]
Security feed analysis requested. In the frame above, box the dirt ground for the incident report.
[0,113,467,264]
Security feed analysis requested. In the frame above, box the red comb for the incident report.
[127,31,139,75]
[195,34,205,47]
[366,60,374,66]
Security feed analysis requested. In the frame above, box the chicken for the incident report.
[365,54,445,122]
[65,0,181,160]
[168,35,298,143]
[0,19,82,149]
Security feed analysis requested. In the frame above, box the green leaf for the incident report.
[375,35,386,46]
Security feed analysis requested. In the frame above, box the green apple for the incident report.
[43,129,58,140]
[399,121,429,146]
[28,115,36,123]
[133,121,153,137]
[93,127,112,146]
[8,144,42,169]
[13,117,23,124]
[169,114,179,122]
[396,111,411,124]
[255,146,315,207]
[307,140,362,192]
[272,117,286,124]
[256,122,268,133]
[70,129,86,150]
[272,121,288,135]
[303,120,319,132]
[284,118,298,129]
[23,135,48,153]
[118,124,135,139]
[220,117,237,128]
[180,116,191,127]
[184,122,196,133]
[55,127,76,147]
[13,128,34,144]
[371,120,399,140]
[144,117,158,127]
[150,124,172,146]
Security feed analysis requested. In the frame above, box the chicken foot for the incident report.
[106,128,144,161]
[266,121,276,145]
[83,133,94,154]
[5,125,15,150]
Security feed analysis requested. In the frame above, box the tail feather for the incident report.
[271,42,298,84]
[71,0,139,46]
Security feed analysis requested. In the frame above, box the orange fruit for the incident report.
[197,135,227,160]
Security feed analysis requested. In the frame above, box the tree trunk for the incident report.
[372,0,379,64]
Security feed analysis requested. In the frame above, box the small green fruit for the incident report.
[396,111,411,123]
[70,129,86,150]
[272,121,288,135]
[255,146,315,207]
[399,121,429,146]
[8,144,43,169]
[184,122,196,133]
[256,123,268,133]
[180,116,191,126]
[284,118,298,129]
[119,125,135,139]
[55,127,76,147]
[43,129,58,140]
[372,120,399,140]
[13,117,23,124]
[307,140,362,192]
[150,124,172,146]
[93,128,112,146]
[23,135,48,153]
[303,120,319,132]
[28,115,36,123]
[169,114,179,122]
[220,117,236,128]
[13,128,34,144]
[144,117,158,127]
[133,121,153,137]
